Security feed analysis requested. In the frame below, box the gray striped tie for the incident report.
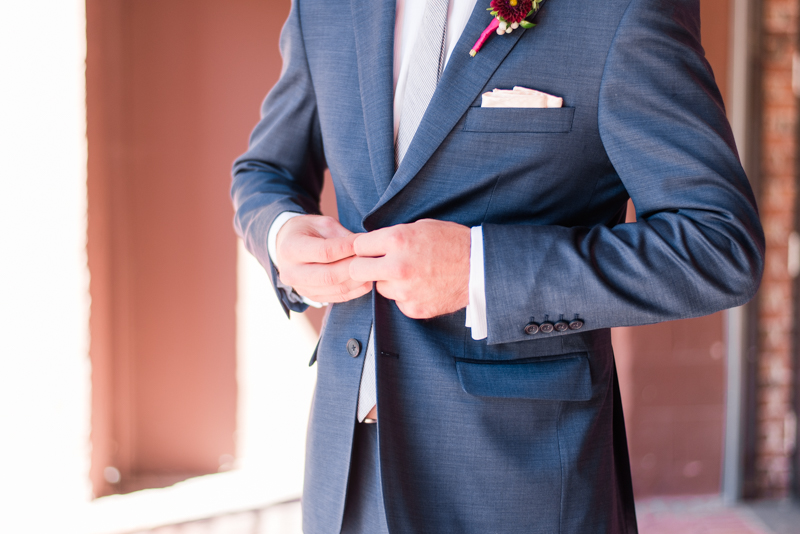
[395,0,450,167]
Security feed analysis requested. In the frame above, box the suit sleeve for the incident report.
[231,0,326,315]
[481,0,765,345]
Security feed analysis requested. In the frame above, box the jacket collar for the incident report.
[351,0,397,198]
[364,0,532,221]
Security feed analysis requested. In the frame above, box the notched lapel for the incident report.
[351,0,396,197]
[366,1,536,221]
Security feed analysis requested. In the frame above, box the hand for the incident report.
[350,219,471,319]
[275,215,372,303]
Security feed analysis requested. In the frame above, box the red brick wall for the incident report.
[754,0,798,498]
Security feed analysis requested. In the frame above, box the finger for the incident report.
[289,232,358,264]
[349,256,402,282]
[282,256,355,288]
[374,280,404,302]
[321,283,372,303]
[297,282,372,304]
[396,300,429,320]
[377,282,426,319]
[353,226,404,257]
[293,276,370,297]
[311,215,356,239]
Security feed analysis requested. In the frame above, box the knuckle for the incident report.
[402,303,421,319]
[352,236,364,256]
[318,242,334,263]
[387,229,406,249]
[336,239,351,258]
[412,304,432,319]
[375,281,390,298]
[395,287,410,303]
[321,269,337,287]
[393,261,412,280]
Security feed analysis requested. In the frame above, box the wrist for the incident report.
[268,211,304,270]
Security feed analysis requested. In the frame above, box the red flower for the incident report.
[490,0,534,24]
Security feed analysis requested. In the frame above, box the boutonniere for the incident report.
[470,0,544,57]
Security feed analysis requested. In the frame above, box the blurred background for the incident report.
[1,0,800,532]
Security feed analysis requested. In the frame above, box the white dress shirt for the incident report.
[268,0,486,421]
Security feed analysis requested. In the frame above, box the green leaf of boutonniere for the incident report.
[520,20,535,28]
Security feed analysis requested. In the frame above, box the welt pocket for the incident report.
[455,351,591,401]
[463,106,575,133]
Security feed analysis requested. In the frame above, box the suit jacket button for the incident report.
[347,338,361,357]
[524,322,540,335]
[554,321,569,332]
[569,319,584,330]
[539,322,555,334]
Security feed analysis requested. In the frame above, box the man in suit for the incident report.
[231,0,764,531]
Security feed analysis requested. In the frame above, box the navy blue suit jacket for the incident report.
[232,0,764,531]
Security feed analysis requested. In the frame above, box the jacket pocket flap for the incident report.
[463,107,575,133]
[455,353,591,401]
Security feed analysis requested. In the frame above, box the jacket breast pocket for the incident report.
[462,106,575,133]
[455,352,591,401]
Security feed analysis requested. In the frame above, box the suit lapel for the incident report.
[366,0,532,219]
[351,0,396,197]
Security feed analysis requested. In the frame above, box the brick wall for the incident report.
[755,0,798,498]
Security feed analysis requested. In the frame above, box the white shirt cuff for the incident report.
[465,226,488,340]
[267,211,324,309]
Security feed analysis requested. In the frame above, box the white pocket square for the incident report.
[481,86,563,109]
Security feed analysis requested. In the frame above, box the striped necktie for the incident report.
[356,0,450,423]
[394,0,450,167]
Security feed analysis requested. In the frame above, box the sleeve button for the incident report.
[524,322,540,335]
[347,338,362,357]
[569,319,584,330]
[539,322,555,334]
[554,320,569,332]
